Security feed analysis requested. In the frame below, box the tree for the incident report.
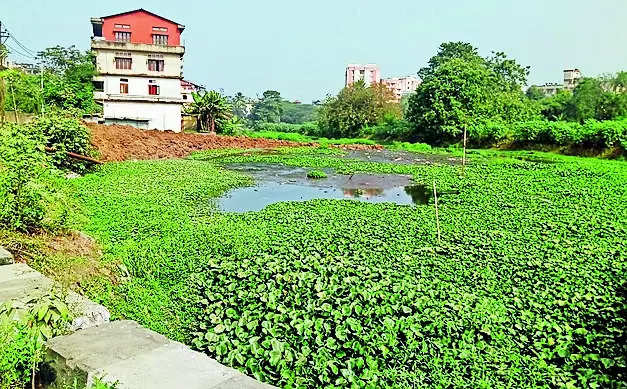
[418,42,481,80]
[229,92,253,119]
[407,57,497,144]
[317,80,401,138]
[251,90,283,123]
[487,51,530,91]
[539,90,572,121]
[566,78,604,122]
[407,42,536,144]
[526,86,546,101]
[186,90,233,134]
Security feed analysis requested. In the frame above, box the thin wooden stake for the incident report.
[433,180,441,245]
[462,126,467,166]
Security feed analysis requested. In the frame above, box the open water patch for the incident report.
[217,163,430,212]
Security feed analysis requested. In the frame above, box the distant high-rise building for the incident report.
[345,64,381,87]
[563,69,582,91]
[382,76,421,101]
[530,68,582,97]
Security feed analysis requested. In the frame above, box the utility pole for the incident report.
[0,21,10,69]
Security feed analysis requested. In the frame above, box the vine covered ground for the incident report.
[74,148,626,388]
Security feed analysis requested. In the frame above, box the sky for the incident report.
[3,0,627,102]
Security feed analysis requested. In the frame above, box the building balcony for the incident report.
[91,39,185,55]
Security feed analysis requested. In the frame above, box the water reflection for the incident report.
[217,163,438,212]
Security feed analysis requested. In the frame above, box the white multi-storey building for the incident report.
[90,9,185,131]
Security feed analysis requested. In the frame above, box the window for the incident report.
[152,26,167,32]
[152,34,168,45]
[115,57,132,70]
[92,81,104,92]
[114,31,131,42]
[120,79,129,94]
[148,81,160,95]
[148,59,165,72]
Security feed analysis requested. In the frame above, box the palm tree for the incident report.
[186,90,232,134]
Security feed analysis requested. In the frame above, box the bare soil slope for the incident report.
[86,123,312,162]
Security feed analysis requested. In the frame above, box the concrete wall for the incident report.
[104,101,181,131]
[94,49,182,79]
[95,75,182,99]
[2,111,36,124]
[345,64,381,87]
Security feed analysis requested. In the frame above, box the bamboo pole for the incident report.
[433,181,441,245]
[44,146,103,164]
[462,126,467,166]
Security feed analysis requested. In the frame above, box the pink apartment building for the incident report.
[345,64,381,86]
[382,76,421,101]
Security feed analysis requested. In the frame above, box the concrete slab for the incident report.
[0,263,110,330]
[0,246,13,265]
[46,320,276,389]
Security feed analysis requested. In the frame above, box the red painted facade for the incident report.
[101,10,183,46]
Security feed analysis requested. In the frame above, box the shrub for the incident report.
[363,115,412,141]
[31,111,93,171]
[306,170,327,179]
[0,122,76,232]
[0,291,72,389]
[254,122,319,135]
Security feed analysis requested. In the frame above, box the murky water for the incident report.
[218,163,430,212]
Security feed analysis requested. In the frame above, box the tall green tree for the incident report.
[418,42,481,80]
[407,42,535,144]
[251,90,283,123]
[317,80,400,138]
[229,92,253,119]
[566,78,604,122]
[186,90,233,134]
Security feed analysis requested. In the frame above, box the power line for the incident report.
[9,35,36,56]
[6,43,35,60]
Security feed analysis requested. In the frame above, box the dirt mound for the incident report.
[87,123,312,162]
[87,123,383,162]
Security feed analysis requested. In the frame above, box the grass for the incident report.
[63,148,627,388]
[242,130,377,147]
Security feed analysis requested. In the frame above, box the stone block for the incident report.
[0,246,13,265]
[45,320,276,389]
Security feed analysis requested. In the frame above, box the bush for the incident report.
[32,111,93,171]
[0,122,76,232]
[306,170,327,179]
[0,291,72,389]
[254,122,319,136]
[468,118,627,151]
[363,115,412,141]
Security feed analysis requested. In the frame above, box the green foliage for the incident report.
[242,130,376,146]
[280,101,317,124]
[253,121,318,135]
[317,81,400,138]
[306,169,327,179]
[186,90,233,133]
[74,149,626,388]
[31,111,93,171]
[537,72,627,123]
[0,122,77,232]
[362,114,412,141]
[0,46,98,114]
[0,289,71,389]
[251,90,283,124]
[469,118,627,150]
[407,43,536,145]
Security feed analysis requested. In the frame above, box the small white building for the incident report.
[90,9,186,132]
